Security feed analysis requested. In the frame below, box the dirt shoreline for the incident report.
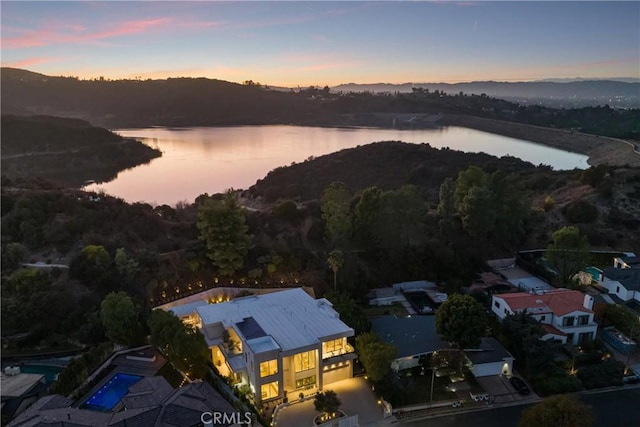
[439,114,640,168]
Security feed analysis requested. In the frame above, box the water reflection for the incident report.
[84,125,589,206]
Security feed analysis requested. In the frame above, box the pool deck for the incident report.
[73,347,167,410]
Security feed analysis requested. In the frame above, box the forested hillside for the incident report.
[2,68,638,141]
[1,115,161,187]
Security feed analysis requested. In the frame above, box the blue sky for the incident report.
[2,1,638,86]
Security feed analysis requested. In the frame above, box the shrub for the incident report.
[273,200,301,223]
[543,196,554,211]
[577,359,624,389]
[562,200,599,224]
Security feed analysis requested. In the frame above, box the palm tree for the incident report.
[327,250,344,292]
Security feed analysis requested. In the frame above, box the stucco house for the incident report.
[491,288,598,345]
[168,288,355,405]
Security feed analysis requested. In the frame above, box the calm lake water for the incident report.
[84,125,589,206]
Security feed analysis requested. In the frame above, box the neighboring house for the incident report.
[8,377,243,427]
[465,337,514,378]
[370,316,450,371]
[1,367,47,420]
[168,288,355,405]
[492,289,598,345]
[370,316,514,377]
[598,256,640,304]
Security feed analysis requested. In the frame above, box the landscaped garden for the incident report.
[375,365,484,407]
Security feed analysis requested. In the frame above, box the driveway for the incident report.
[275,377,385,427]
[475,375,537,404]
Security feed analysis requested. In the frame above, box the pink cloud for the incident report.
[3,56,61,68]
[3,18,172,49]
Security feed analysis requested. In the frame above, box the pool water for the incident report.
[20,365,63,384]
[81,373,143,411]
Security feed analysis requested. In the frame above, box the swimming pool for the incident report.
[81,373,143,411]
[20,365,63,384]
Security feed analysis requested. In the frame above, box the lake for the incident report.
[84,125,589,206]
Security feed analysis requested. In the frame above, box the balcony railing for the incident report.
[322,343,355,360]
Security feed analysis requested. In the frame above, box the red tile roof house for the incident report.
[491,289,598,346]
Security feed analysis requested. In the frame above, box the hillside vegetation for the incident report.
[2,68,639,143]
[1,115,161,187]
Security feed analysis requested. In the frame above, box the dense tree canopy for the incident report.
[149,309,210,378]
[518,395,595,427]
[545,226,590,285]
[435,294,487,348]
[356,332,397,382]
[321,181,352,248]
[443,166,529,246]
[196,191,251,276]
[100,291,144,347]
[499,311,557,376]
[327,292,370,335]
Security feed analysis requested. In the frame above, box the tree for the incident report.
[314,390,341,416]
[114,248,139,285]
[373,186,426,250]
[321,181,352,248]
[437,177,456,218]
[196,191,251,276]
[458,185,496,239]
[431,349,467,375]
[9,268,51,297]
[2,242,27,270]
[327,292,370,335]
[327,249,344,292]
[70,244,113,288]
[454,165,487,210]
[353,186,382,246]
[100,291,143,347]
[435,294,487,348]
[499,311,557,377]
[545,226,590,285]
[602,304,640,341]
[355,332,397,382]
[518,395,595,427]
[149,309,210,378]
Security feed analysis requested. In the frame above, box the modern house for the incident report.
[491,289,598,345]
[169,288,355,405]
[370,315,514,377]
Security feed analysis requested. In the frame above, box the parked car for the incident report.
[509,376,530,395]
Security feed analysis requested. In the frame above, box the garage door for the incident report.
[473,362,503,377]
[323,363,352,385]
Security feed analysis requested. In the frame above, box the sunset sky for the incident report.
[2,1,639,86]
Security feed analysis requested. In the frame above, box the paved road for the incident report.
[400,387,640,427]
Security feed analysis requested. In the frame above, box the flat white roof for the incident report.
[1,373,44,397]
[167,300,209,318]
[195,288,353,352]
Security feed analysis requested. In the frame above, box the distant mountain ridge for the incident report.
[332,80,640,108]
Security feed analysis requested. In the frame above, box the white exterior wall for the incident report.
[552,310,597,345]
[602,278,635,302]
[491,297,512,320]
